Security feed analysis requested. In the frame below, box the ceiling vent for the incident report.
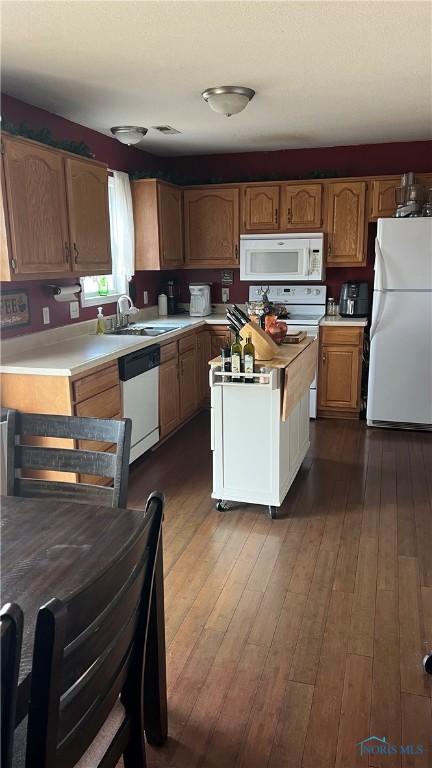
[152,125,181,135]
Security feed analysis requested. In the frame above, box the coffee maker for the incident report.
[339,282,369,318]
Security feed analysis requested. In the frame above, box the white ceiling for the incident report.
[1,0,431,156]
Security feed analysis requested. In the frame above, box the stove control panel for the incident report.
[248,284,327,305]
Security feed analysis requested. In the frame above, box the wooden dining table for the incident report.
[1,495,168,746]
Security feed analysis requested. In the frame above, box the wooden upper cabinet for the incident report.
[242,185,280,232]
[1,136,69,277]
[65,158,111,275]
[158,183,183,267]
[369,177,399,220]
[327,181,367,267]
[132,179,183,270]
[281,184,322,229]
[183,187,240,267]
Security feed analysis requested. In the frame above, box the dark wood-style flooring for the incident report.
[127,413,432,768]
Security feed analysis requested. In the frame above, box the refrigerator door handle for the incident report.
[374,237,385,291]
[370,290,384,341]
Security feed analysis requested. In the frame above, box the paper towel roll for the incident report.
[51,285,81,302]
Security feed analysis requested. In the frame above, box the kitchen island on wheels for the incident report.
[209,337,317,518]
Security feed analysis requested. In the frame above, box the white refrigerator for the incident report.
[367,218,432,429]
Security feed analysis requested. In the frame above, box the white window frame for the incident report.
[79,177,127,308]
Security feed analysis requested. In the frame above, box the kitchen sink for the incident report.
[105,325,179,337]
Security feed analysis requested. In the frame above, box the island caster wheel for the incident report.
[268,505,277,519]
[216,500,230,512]
[423,653,432,675]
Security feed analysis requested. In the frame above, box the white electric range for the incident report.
[248,285,327,418]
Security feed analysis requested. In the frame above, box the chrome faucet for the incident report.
[116,295,134,328]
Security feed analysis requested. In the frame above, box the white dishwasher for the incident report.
[118,345,160,463]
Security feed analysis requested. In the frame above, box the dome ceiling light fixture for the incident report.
[201,86,256,117]
[110,126,148,145]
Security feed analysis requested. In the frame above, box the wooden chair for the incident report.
[6,410,132,508]
[23,491,164,768]
[1,603,24,768]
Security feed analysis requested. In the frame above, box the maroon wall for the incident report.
[169,140,432,184]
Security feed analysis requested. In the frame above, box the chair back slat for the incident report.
[6,409,132,508]
[15,478,114,505]
[18,413,123,443]
[62,550,148,690]
[1,603,23,768]
[58,605,139,743]
[15,445,117,477]
[26,493,164,768]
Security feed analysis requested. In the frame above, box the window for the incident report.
[80,176,129,307]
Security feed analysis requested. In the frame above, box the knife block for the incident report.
[239,322,280,361]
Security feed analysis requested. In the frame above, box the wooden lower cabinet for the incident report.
[317,326,364,418]
[196,329,211,405]
[179,347,198,421]
[210,325,233,359]
[159,357,181,438]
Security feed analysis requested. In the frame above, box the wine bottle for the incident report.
[243,335,255,383]
[231,332,243,382]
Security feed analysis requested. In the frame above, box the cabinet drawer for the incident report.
[74,385,121,419]
[73,362,119,403]
[320,327,363,347]
[179,333,196,353]
[160,341,178,363]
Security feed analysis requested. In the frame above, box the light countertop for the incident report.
[320,315,368,327]
[0,314,228,377]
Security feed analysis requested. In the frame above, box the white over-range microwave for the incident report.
[240,233,325,282]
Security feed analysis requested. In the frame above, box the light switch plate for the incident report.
[42,307,50,325]
[70,301,79,319]
[221,287,230,304]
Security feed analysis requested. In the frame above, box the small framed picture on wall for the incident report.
[0,290,30,330]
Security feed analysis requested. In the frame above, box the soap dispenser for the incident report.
[96,306,105,335]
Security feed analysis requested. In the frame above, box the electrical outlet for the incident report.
[221,287,230,304]
[42,307,50,325]
[70,301,79,319]
[143,290,149,305]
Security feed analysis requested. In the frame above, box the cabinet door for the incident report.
[159,358,181,438]
[282,184,322,229]
[196,329,211,405]
[318,344,360,410]
[158,183,183,267]
[2,137,70,275]
[243,185,280,232]
[370,178,399,220]
[210,327,232,359]
[179,347,198,421]
[327,181,367,266]
[184,188,239,267]
[65,158,111,274]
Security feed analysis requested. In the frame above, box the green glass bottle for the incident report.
[243,335,255,383]
[231,332,243,382]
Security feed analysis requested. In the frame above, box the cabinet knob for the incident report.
[73,242,79,264]
[287,207,291,223]
[234,243,239,262]
[322,351,327,364]
[64,242,71,263]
